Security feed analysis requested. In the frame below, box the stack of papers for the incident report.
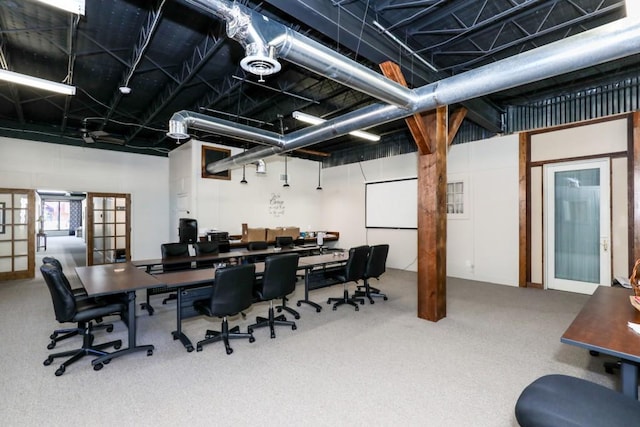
[615,276,632,288]
[628,322,640,334]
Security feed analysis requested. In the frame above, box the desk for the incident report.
[158,264,265,352]
[561,286,640,398]
[37,232,47,251]
[75,263,165,367]
[133,245,321,315]
[297,253,348,312]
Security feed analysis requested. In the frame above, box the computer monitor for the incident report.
[275,236,294,248]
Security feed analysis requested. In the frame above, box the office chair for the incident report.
[41,257,117,350]
[515,374,640,427]
[160,242,191,304]
[193,264,256,354]
[40,264,124,376]
[326,245,369,311]
[275,236,295,249]
[248,253,299,338]
[354,244,390,304]
[246,241,269,263]
[193,241,219,268]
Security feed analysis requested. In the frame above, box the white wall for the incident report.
[0,137,170,259]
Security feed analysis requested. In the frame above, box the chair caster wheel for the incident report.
[333,306,337,311]
[292,325,297,330]
[247,327,253,334]
[43,357,53,366]
[47,342,56,350]
[270,333,276,339]
[55,366,65,376]
[187,346,194,353]
[114,343,121,350]
[103,359,110,365]
[226,348,233,355]
[196,345,203,352]
[249,336,255,343]
[147,349,153,356]
[93,363,103,371]
[294,314,300,319]
[50,333,57,340]
[355,306,359,311]
[316,308,321,313]
[383,296,388,301]
[106,325,114,333]
[296,302,301,307]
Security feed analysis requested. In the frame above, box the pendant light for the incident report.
[316,161,322,190]
[283,155,290,188]
[240,146,248,184]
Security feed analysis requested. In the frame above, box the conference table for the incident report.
[132,245,323,315]
[156,252,349,352]
[296,252,349,312]
[75,262,165,368]
[561,286,640,399]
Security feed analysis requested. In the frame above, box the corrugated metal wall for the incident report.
[325,74,640,168]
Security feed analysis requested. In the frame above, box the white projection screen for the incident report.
[365,178,417,229]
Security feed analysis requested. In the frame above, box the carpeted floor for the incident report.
[0,237,623,426]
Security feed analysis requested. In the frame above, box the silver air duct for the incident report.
[174,0,640,174]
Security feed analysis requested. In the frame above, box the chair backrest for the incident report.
[364,244,389,280]
[194,241,219,268]
[258,253,300,301]
[40,264,77,323]
[42,256,63,272]
[208,264,256,317]
[344,245,370,283]
[161,243,191,272]
[275,236,294,249]
[247,241,268,251]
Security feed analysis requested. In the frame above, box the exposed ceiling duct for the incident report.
[172,0,640,174]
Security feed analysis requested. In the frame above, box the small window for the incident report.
[447,175,469,219]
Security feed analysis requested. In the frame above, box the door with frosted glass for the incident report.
[86,193,130,266]
[544,159,610,294]
[0,189,36,280]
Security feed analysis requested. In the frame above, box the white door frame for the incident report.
[543,158,611,294]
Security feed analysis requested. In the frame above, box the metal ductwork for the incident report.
[173,1,640,174]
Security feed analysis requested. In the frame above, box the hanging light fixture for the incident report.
[316,162,323,190]
[240,146,248,184]
[283,155,290,188]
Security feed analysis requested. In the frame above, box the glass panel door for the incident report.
[86,193,130,266]
[544,159,611,294]
[0,189,36,280]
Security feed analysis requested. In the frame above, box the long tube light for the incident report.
[0,69,76,95]
[292,111,380,142]
[36,0,85,15]
[628,0,640,18]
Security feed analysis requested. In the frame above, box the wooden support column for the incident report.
[630,111,640,268]
[417,106,448,321]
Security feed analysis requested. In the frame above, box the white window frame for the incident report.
[446,174,470,220]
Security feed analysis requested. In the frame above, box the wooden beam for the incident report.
[519,132,530,287]
[630,112,640,270]
[417,106,448,322]
[447,107,467,145]
[294,148,330,157]
[379,61,432,154]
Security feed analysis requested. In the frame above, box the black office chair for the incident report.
[326,245,369,311]
[275,236,295,249]
[193,264,256,354]
[40,264,124,376]
[193,241,219,268]
[160,242,191,304]
[41,257,117,350]
[515,374,640,427]
[248,253,299,338]
[354,244,389,304]
[246,240,269,263]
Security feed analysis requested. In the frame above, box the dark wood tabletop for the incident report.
[76,262,165,296]
[561,286,640,362]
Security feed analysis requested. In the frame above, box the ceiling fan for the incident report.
[80,128,126,145]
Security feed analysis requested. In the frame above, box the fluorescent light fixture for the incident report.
[627,0,640,18]
[292,111,380,142]
[36,0,85,15]
[0,69,76,95]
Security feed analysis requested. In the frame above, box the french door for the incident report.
[0,189,36,280]
[544,159,610,294]
[86,193,131,266]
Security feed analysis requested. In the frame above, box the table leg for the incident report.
[297,267,322,312]
[92,290,154,367]
[139,266,155,315]
[620,361,639,399]
[172,287,194,352]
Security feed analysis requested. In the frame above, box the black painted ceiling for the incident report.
[0,0,631,160]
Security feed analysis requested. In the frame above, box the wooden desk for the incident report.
[561,286,640,398]
[75,263,165,367]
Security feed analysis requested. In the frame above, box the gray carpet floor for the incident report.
[0,236,622,426]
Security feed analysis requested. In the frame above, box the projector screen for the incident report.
[365,178,417,229]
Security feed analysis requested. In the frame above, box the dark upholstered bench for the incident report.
[515,374,640,427]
